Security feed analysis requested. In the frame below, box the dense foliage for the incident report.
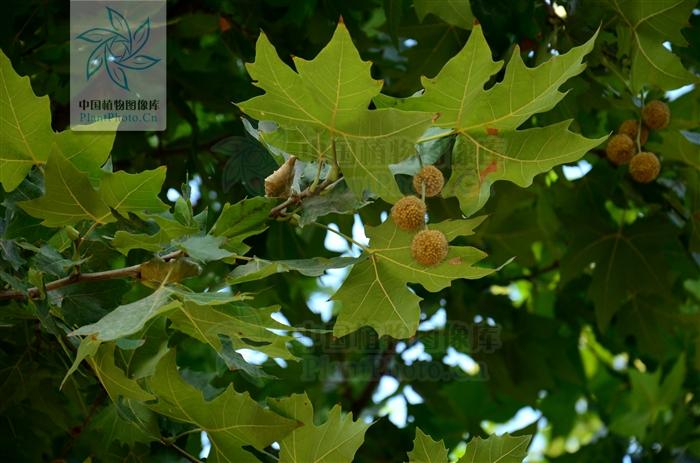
[1,0,699,461]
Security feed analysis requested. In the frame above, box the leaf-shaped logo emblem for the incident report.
[77,7,160,91]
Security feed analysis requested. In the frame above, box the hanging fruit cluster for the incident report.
[391,165,450,266]
[605,100,670,183]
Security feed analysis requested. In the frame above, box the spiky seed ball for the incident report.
[641,100,670,130]
[391,196,426,231]
[411,230,448,266]
[618,119,649,145]
[412,165,445,197]
[606,134,636,165]
[629,152,661,183]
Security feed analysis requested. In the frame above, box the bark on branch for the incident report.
[0,250,182,301]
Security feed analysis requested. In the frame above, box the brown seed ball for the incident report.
[411,230,448,266]
[618,119,649,145]
[412,165,445,197]
[606,134,636,165]
[641,100,670,130]
[391,196,426,231]
[629,152,661,183]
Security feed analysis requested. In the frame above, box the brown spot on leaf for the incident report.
[479,160,498,182]
[486,127,499,136]
[449,257,462,265]
[218,17,232,32]
[432,112,441,123]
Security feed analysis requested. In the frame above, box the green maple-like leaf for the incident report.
[53,121,119,186]
[298,182,371,227]
[237,22,433,203]
[684,169,700,253]
[148,350,298,463]
[112,213,199,254]
[458,434,531,463]
[0,50,120,192]
[333,217,494,339]
[445,123,604,216]
[210,196,278,255]
[90,343,155,402]
[648,130,700,170]
[561,218,684,331]
[610,355,686,440]
[0,49,54,192]
[609,0,697,91]
[139,257,201,284]
[19,150,168,227]
[168,301,297,360]
[617,294,700,364]
[414,0,474,29]
[19,149,113,226]
[64,286,250,383]
[268,393,372,463]
[100,168,170,216]
[70,287,181,341]
[407,428,449,463]
[228,256,357,284]
[90,402,160,448]
[376,25,603,215]
[177,235,234,263]
[70,286,250,343]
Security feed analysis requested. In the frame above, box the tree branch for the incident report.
[58,389,108,458]
[350,340,397,416]
[269,175,342,218]
[0,250,183,302]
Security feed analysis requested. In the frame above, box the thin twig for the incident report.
[167,441,204,463]
[58,389,108,458]
[269,176,339,218]
[350,340,397,416]
[0,250,183,301]
[312,222,367,250]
